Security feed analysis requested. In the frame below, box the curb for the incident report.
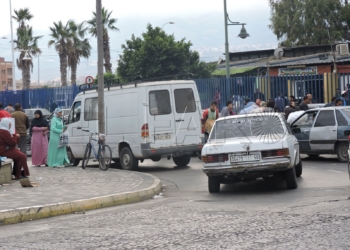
[0,173,162,226]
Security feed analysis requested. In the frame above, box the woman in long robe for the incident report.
[0,118,30,179]
[30,110,49,167]
[47,108,70,168]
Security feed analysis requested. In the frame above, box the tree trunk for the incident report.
[22,65,31,90]
[103,33,112,73]
[60,52,68,86]
[71,61,77,85]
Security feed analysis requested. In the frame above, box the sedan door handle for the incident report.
[331,129,336,132]
[304,130,309,133]
[77,127,82,129]
[176,119,184,122]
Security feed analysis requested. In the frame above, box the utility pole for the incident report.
[96,0,105,167]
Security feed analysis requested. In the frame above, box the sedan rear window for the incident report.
[210,116,285,140]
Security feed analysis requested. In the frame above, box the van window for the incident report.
[84,98,98,120]
[68,101,81,124]
[174,88,196,113]
[149,90,171,115]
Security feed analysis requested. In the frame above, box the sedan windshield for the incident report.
[210,116,285,140]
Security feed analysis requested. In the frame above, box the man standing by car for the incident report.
[325,97,337,107]
[4,103,14,114]
[221,101,236,117]
[11,103,29,156]
[298,96,310,111]
[284,101,300,120]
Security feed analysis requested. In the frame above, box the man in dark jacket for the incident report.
[324,97,336,107]
[11,103,29,156]
[298,96,310,111]
[284,101,300,120]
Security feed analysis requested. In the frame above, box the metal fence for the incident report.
[195,73,350,113]
[0,85,80,112]
[0,73,348,113]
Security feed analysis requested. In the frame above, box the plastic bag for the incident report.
[287,111,305,124]
[58,132,69,148]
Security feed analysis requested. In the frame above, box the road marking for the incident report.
[327,170,344,174]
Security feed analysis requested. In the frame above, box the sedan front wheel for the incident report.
[336,142,348,163]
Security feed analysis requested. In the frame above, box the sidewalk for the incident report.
[0,161,162,225]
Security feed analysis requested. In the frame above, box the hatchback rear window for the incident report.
[174,88,196,113]
[210,116,285,140]
[341,109,350,120]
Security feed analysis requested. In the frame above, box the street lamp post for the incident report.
[9,0,16,92]
[161,22,175,29]
[224,0,249,79]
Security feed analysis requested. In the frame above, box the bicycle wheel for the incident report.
[98,144,112,171]
[82,143,91,169]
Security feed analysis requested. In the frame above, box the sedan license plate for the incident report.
[230,154,260,163]
[155,134,171,140]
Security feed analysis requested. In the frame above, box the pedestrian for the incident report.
[0,102,11,118]
[324,97,336,107]
[334,88,341,99]
[30,110,49,167]
[265,100,278,112]
[335,98,343,106]
[47,108,70,168]
[4,103,15,114]
[274,93,285,112]
[253,88,265,102]
[307,94,313,104]
[214,90,221,109]
[284,101,300,120]
[341,91,348,106]
[11,103,29,156]
[255,98,261,107]
[0,118,30,180]
[250,101,266,113]
[221,101,236,117]
[298,96,310,111]
[202,101,219,143]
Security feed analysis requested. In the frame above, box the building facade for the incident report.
[0,57,13,91]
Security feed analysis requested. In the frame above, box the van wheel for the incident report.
[208,176,220,193]
[120,147,139,171]
[173,155,191,167]
[285,165,298,189]
[67,148,80,166]
[336,142,348,163]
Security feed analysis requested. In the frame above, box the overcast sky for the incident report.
[0,0,276,82]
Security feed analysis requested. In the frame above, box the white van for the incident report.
[66,80,203,170]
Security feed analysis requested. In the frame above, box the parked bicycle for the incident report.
[82,130,112,171]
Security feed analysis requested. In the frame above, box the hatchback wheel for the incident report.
[208,176,220,193]
[336,142,348,163]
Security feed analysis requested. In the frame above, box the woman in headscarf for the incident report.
[47,108,70,168]
[30,110,50,167]
[0,118,30,180]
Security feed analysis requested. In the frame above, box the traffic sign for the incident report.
[85,76,94,84]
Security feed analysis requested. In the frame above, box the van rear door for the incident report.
[171,84,201,146]
[147,86,176,147]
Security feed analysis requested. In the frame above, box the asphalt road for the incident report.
[1,155,350,249]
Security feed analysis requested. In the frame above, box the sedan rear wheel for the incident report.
[208,176,221,193]
[295,156,302,177]
[336,142,348,163]
[285,165,298,189]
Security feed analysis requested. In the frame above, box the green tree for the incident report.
[12,8,42,89]
[268,0,350,46]
[117,24,216,81]
[67,21,91,85]
[12,8,33,31]
[48,20,75,86]
[87,7,119,73]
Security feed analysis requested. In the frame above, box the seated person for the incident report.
[0,118,30,180]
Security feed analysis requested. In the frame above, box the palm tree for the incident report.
[13,27,42,89]
[67,21,91,84]
[12,8,33,31]
[48,20,74,86]
[87,7,119,73]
